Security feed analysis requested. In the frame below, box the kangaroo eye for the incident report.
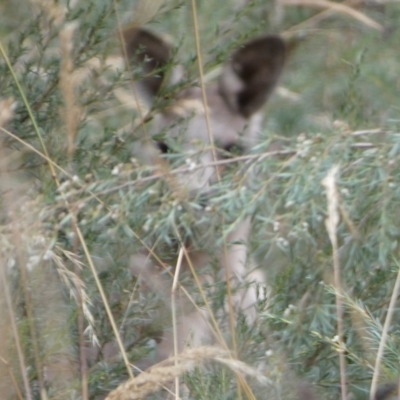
[156,141,170,154]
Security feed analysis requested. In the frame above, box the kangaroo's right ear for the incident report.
[219,35,286,118]
[122,27,171,97]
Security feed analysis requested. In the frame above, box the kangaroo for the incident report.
[123,27,287,368]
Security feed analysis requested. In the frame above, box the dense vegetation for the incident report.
[0,0,399,399]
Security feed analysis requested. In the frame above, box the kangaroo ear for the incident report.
[219,35,286,118]
[122,28,171,97]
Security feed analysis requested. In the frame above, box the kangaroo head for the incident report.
[122,27,286,189]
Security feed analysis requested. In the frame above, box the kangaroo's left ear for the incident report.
[219,35,286,118]
[122,27,172,98]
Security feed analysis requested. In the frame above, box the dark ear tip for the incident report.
[224,33,286,117]
[261,34,286,48]
[120,26,154,42]
[262,35,286,59]
[231,34,287,78]
[121,26,144,51]
[238,34,286,54]
[121,27,172,98]
[121,27,171,60]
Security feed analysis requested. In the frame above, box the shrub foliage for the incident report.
[0,0,399,399]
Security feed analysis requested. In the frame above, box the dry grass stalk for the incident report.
[188,5,243,396]
[171,247,185,398]
[0,200,36,400]
[283,0,381,35]
[105,347,226,400]
[170,233,258,400]
[105,346,271,400]
[59,22,81,159]
[322,166,347,400]
[0,193,82,399]
[0,100,29,400]
[282,0,383,31]
[0,262,33,400]
[190,0,220,182]
[0,356,24,400]
[370,258,400,400]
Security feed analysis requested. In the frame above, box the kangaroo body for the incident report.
[124,28,286,366]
